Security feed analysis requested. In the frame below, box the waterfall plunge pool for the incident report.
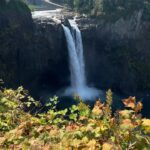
[38,86,150,118]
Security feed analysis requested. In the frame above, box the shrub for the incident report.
[0,87,149,149]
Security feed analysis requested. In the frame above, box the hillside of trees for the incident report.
[52,0,150,21]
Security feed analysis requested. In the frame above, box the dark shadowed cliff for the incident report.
[0,0,69,96]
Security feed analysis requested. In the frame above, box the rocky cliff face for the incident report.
[78,10,150,95]
[30,18,69,94]
[0,0,34,87]
[0,1,149,96]
[35,10,150,95]
[0,1,69,96]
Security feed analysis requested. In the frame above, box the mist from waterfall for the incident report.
[62,18,99,100]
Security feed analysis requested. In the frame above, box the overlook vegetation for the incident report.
[0,87,150,149]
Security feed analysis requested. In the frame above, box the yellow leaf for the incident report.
[87,139,97,149]
[43,144,50,150]
[4,89,14,95]
[92,100,104,116]
[142,119,150,126]
[122,119,132,124]
[49,129,59,135]
[16,128,24,137]
[37,126,45,133]
[79,116,88,121]
[92,105,103,116]
[82,136,89,143]
[119,110,133,118]
[30,144,42,150]
[86,124,94,131]
[100,124,107,131]
[120,119,134,130]
[95,100,104,108]
[66,124,78,132]
[122,97,135,109]
[135,102,143,112]
[102,142,113,150]
[0,137,5,145]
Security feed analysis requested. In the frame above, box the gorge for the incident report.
[0,1,150,149]
[0,0,150,116]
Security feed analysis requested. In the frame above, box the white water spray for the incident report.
[62,18,99,100]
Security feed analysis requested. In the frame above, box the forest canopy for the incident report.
[52,0,150,20]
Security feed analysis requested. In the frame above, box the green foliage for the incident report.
[0,87,40,133]
[0,0,31,14]
[0,87,149,149]
[62,0,150,21]
[45,96,59,110]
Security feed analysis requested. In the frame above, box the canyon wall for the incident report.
[0,1,149,96]
[0,1,69,96]
[79,11,150,94]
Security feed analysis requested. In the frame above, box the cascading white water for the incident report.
[68,19,86,87]
[62,18,99,100]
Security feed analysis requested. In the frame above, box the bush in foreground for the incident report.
[0,87,150,149]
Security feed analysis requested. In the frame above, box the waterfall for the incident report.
[62,18,99,100]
